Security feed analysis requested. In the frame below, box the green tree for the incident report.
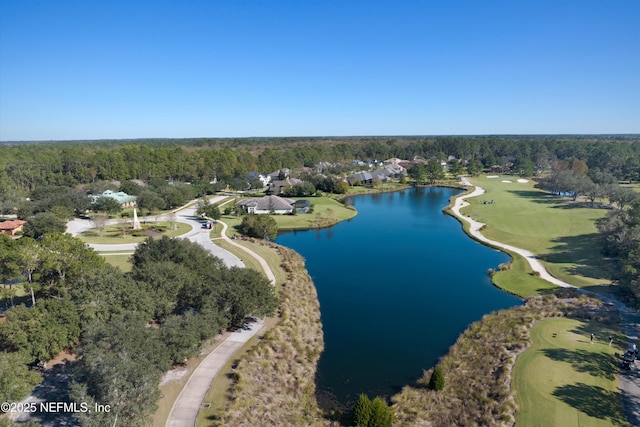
[429,366,445,390]
[407,163,427,185]
[136,189,164,214]
[466,159,483,176]
[425,159,445,184]
[0,234,20,282]
[0,299,81,362]
[352,394,394,427]
[223,267,278,326]
[240,214,278,240]
[22,212,66,239]
[72,312,169,427]
[352,394,373,426]
[39,232,107,294]
[0,351,42,403]
[119,180,141,195]
[513,157,535,177]
[92,196,121,214]
[369,397,395,427]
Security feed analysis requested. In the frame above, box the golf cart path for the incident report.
[453,176,640,425]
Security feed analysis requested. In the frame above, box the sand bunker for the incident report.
[517,179,529,183]
[487,175,499,178]
[501,180,512,183]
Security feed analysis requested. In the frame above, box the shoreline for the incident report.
[444,176,574,290]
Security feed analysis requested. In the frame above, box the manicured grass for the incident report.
[274,197,357,230]
[342,182,411,196]
[78,221,192,244]
[463,177,616,289]
[99,252,134,272]
[621,183,640,193]
[232,240,288,286]
[220,196,357,234]
[491,251,557,297]
[513,317,626,427]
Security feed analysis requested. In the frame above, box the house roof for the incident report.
[269,178,303,189]
[237,195,295,211]
[0,220,26,230]
[90,190,137,204]
[349,171,373,182]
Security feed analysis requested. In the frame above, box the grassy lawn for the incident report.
[78,221,192,244]
[491,251,558,297]
[275,196,356,230]
[220,196,357,234]
[99,252,134,272]
[341,182,411,196]
[621,183,640,193]
[463,176,616,290]
[513,317,626,427]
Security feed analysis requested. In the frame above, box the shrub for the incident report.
[352,394,395,427]
[498,262,512,271]
[429,366,445,391]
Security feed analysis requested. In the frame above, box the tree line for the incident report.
[0,235,277,426]
[2,135,638,198]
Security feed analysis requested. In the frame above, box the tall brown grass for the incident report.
[391,291,607,427]
[220,244,325,426]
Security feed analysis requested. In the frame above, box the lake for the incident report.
[276,187,521,407]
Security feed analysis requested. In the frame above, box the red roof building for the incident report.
[0,220,27,237]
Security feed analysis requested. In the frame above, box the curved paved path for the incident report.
[66,197,244,268]
[66,197,280,426]
[165,220,276,426]
[453,176,640,425]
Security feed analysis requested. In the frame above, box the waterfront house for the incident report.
[236,195,295,214]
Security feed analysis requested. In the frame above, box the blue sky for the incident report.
[1,0,638,141]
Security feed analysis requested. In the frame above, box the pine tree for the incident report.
[429,366,445,391]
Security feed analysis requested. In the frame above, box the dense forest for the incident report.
[2,136,639,197]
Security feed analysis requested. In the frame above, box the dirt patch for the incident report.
[45,349,76,369]
[160,366,190,386]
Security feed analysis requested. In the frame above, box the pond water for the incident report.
[276,187,521,406]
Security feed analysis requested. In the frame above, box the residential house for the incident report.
[247,172,271,187]
[268,178,303,195]
[347,164,405,185]
[89,190,138,208]
[236,195,295,214]
[0,220,26,237]
[347,171,373,185]
[268,168,290,180]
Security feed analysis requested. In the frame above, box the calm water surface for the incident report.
[276,187,521,406]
